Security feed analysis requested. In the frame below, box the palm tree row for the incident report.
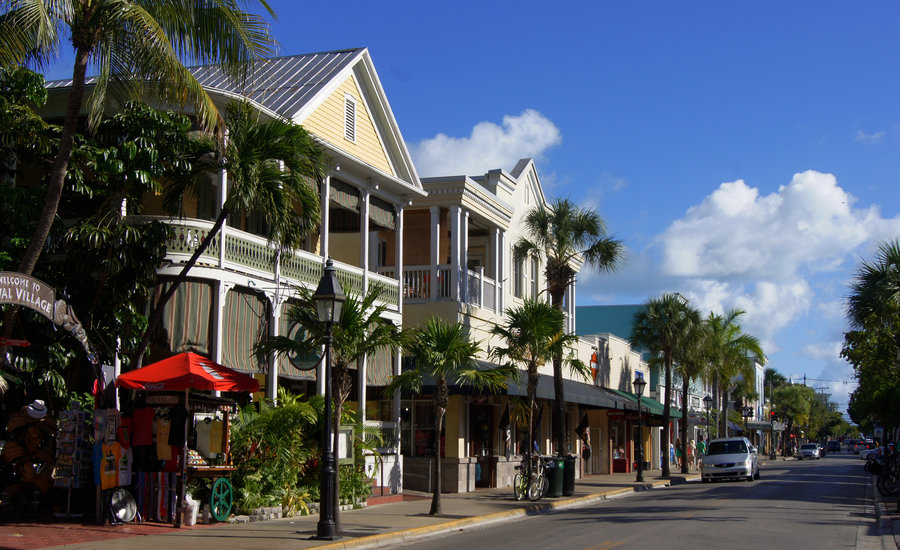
[632,294,765,476]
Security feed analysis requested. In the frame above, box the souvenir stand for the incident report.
[115,352,259,527]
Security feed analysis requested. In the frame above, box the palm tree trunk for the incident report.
[550,288,566,457]
[719,385,729,438]
[129,207,230,368]
[430,410,445,515]
[680,381,689,473]
[2,48,90,340]
[661,353,672,477]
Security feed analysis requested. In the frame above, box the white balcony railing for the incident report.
[155,217,400,308]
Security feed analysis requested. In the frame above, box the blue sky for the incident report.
[41,1,900,413]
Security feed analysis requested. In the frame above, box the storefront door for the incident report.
[470,404,493,488]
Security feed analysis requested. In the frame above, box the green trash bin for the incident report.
[562,455,576,495]
[546,458,563,498]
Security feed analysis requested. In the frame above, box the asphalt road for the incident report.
[397,454,887,550]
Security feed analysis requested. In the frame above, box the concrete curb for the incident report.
[315,478,679,550]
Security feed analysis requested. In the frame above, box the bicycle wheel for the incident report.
[878,473,899,497]
[513,472,527,501]
[527,474,546,501]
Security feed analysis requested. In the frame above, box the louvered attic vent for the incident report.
[345,96,356,142]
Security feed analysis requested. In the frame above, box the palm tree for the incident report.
[490,299,583,470]
[0,0,276,335]
[846,238,900,329]
[513,197,623,454]
[257,283,403,535]
[704,309,765,439]
[630,293,698,477]
[671,302,705,474]
[387,317,511,515]
[131,100,325,368]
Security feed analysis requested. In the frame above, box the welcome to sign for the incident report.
[0,271,98,364]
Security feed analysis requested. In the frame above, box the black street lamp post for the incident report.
[633,374,646,483]
[703,394,712,441]
[314,258,345,541]
[742,406,752,440]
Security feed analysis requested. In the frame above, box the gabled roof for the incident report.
[188,48,363,120]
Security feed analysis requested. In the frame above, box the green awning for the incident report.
[607,389,673,416]
[369,196,396,230]
[330,178,360,213]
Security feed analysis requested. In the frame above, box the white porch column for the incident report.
[218,157,228,268]
[430,206,440,301]
[395,204,405,310]
[569,283,576,334]
[320,174,332,258]
[213,281,234,398]
[358,354,367,422]
[449,206,461,301]
[392,350,402,452]
[499,230,506,312]
[492,227,501,312]
[361,185,371,292]
[461,210,469,303]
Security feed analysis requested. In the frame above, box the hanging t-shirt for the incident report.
[195,418,213,457]
[209,419,224,454]
[93,409,107,443]
[100,442,122,490]
[117,416,134,449]
[132,407,154,446]
[118,446,133,486]
[106,409,120,444]
[156,418,172,460]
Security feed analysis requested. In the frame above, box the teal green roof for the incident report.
[575,305,644,341]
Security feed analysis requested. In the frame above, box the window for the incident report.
[530,258,539,298]
[344,95,356,142]
[513,258,523,298]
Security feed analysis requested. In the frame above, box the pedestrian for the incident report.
[698,434,707,456]
[689,439,697,469]
[675,438,683,469]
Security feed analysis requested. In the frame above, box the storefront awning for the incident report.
[606,389,674,416]
[507,374,624,409]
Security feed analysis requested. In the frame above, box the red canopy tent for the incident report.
[115,352,258,526]
[115,352,259,392]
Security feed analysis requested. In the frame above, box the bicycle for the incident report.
[876,446,899,497]
[513,454,549,501]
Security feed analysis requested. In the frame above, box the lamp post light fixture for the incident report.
[633,373,647,483]
[703,394,713,441]
[314,258,346,541]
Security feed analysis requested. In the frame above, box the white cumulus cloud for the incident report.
[408,109,562,177]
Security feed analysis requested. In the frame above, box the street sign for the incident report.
[0,337,30,347]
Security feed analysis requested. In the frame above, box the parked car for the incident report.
[860,447,880,461]
[798,443,820,459]
[826,440,841,453]
[700,437,760,482]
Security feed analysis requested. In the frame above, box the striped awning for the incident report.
[221,288,267,374]
[329,179,360,213]
[158,279,212,355]
[366,347,395,386]
[369,196,396,230]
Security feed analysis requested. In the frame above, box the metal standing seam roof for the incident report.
[188,48,363,119]
[45,48,365,121]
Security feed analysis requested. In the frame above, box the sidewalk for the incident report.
[1,469,700,550]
